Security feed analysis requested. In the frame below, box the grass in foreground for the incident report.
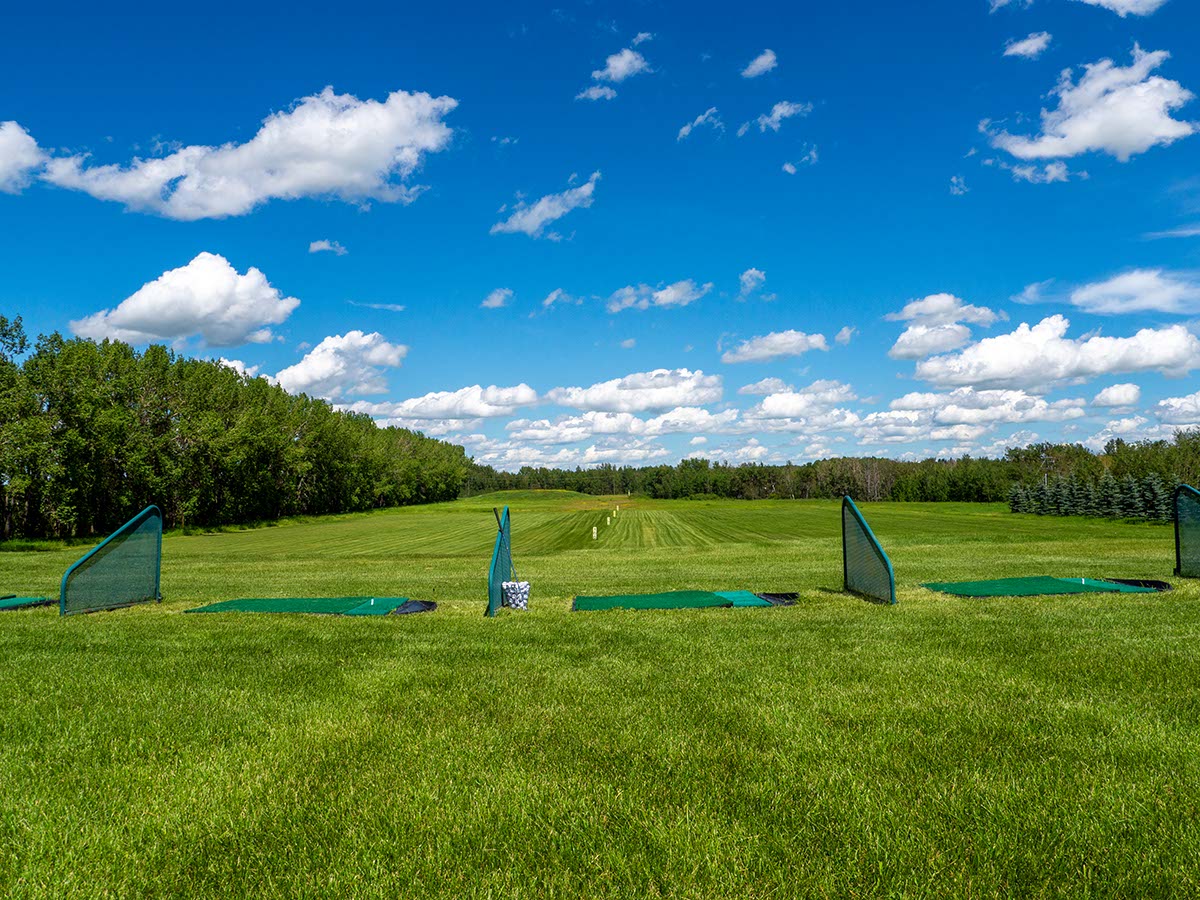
[1,491,1198,897]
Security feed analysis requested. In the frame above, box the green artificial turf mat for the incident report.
[922,576,1159,597]
[0,596,53,611]
[573,589,769,611]
[186,596,410,615]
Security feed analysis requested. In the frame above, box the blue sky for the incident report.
[3,0,1199,470]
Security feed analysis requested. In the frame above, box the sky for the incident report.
[2,0,1200,471]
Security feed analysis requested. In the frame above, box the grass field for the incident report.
[2,491,1199,897]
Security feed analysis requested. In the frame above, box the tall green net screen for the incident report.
[60,505,163,616]
[842,496,896,604]
[486,506,514,617]
[1176,485,1200,578]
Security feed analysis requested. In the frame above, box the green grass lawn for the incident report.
[1,491,1198,897]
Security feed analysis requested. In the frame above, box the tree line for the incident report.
[1008,473,1179,522]
[0,317,469,540]
[466,431,1200,512]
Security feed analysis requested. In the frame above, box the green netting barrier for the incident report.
[60,505,162,616]
[0,596,54,611]
[486,506,514,617]
[1175,484,1200,578]
[572,590,773,612]
[842,497,896,604]
[922,577,1159,598]
[186,597,411,615]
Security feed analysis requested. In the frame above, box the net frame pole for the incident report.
[1175,484,1200,578]
[59,505,163,616]
[486,505,513,617]
[841,496,897,605]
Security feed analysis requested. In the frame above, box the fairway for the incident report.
[2,491,1199,897]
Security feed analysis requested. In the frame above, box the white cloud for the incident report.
[591,48,652,83]
[914,315,1200,390]
[507,406,739,444]
[1074,0,1169,16]
[274,331,407,399]
[756,380,858,418]
[690,436,708,446]
[491,171,600,239]
[309,239,347,256]
[71,252,300,346]
[542,288,581,309]
[1155,389,1200,424]
[782,145,818,173]
[740,101,813,137]
[576,85,618,102]
[218,357,261,378]
[1145,224,1200,239]
[742,49,778,78]
[1093,383,1141,407]
[889,323,973,359]
[607,279,712,313]
[986,46,1195,162]
[350,384,539,419]
[1004,32,1052,59]
[0,122,45,193]
[472,437,671,472]
[42,87,457,219]
[348,301,406,313]
[481,288,513,309]
[950,175,969,195]
[886,293,1002,327]
[739,377,794,395]
[632,32,654,46]
[1005,161,1071,183]
[835,326,856,345]
[1068,269,1200,314]
[677,107,724,141]
[892,387,1086,425]
[721,329,829,364]
[547,368,722,413]
[737,268,766,301]
[620,338,636,349]
[990,0,1034,9]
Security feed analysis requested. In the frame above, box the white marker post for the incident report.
[592,526,598,540]
[606,517,611,525]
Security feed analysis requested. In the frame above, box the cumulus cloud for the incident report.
[481,288,513,309]
[349,384,539,419]
[738,377,794,395]
[1074,0,1169,15]
[742,49,778,78]
[1068,268,1200,315]
[632,32,653,46]
[1004,161,1072,183]
[914,315,1200,390]
[835,326,856,345]
[71,252,300,346]
[986,46,1195,162]
[1155,389,1200,424]
[42,87,457,219]
[737,268,766,301]
[491,171,600,240]
[887,293,1003,359]
[756,380,858,418]
[1092,383,1141,407]
[740,101,813,136]
[950,175,969,196]
[1004,32,1052,59]
[607,279,712,313]
[309,239,347,256]
[889,324,973,359]
[273,331,407,399]
[547,368,722,413]
[0,122,45,193]
[218,358,261,378]
[891,387,1086,425]
[591,48,652,83]
[677,107,724,141]
[721,329,829,364]
[471,437,671,472]
[576,85,618,102]
[507,406,740,444]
